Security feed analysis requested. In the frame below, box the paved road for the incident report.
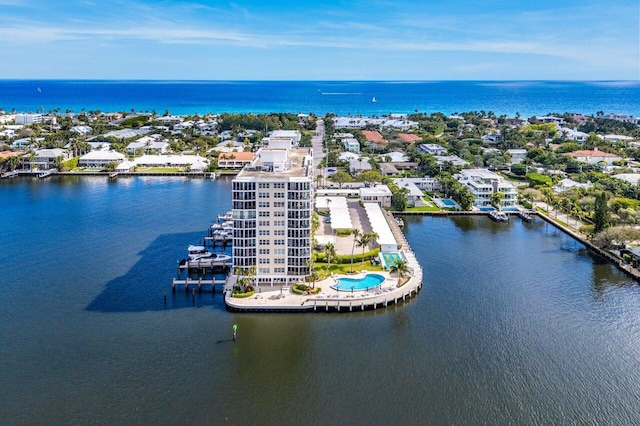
[311,119,326,184]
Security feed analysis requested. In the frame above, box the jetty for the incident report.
[171,277,228,292]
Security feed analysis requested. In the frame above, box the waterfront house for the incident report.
[78,151,126,168]
[218,151,255,169]
[394,177,441,192]
[133,154,209,171]
[24,148,71,171]
[393,179,426,207]
[455,169,517,209]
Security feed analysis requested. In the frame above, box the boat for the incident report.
[372,97,377,103]
[188,245,215,261]
[489,210,508,222]
[217,211,233,221]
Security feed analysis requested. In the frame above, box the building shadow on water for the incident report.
[86,231,229,313]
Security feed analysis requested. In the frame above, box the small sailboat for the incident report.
[37,87,42,93]
[372,97,377,103]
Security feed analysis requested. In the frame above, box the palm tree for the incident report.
[359,231,379,266]
[349,229,361,273]
[390,260,410,286]
[324,242,336,275]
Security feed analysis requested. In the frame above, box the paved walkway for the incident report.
[534,202,585,233]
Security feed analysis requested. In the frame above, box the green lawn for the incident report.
[135,167,183,172]
[313,261,384,279]
[406,205,441,212]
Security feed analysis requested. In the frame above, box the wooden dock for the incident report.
[178,258,232,272]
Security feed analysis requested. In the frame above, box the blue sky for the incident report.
[1,0,638,80]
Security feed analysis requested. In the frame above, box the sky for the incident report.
[0,0,638,80]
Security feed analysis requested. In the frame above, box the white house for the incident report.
[24,148,71,170]
[558,127,588,142]
[133,155,209,171]
[70,125,92,135]
[419,143,448,156]
[359,185,392,207]
[554,178,593,193]
[394,177,441,192]
[342,138,360,153]
[455,169,518,208]
[393,179,425,207]
[269,130,301,145]
[564,148,622,165]
[349,157,372,174]
[506,149,527,164]
[78,151,126,168]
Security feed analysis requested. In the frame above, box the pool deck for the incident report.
[225,249,423,313]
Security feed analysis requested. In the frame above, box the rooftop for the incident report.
[236,147,311,179]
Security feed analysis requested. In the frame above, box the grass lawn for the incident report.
[313,261,384,279]
[135,167,182,172]
[406,205,441,212]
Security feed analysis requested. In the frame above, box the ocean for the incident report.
[2,177,640,424]
[1,80,640,117]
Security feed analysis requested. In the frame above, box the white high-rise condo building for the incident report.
[232,142,313,286]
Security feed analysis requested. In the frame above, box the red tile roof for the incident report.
[565,149,620,158]
[398,133,422,143]
[362,130,387,144]
[218,151,254,161]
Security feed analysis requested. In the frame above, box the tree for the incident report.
[359,232,378,266]
[593,191,609,232]
[490,192,504,210]
[349,229,361,273]
[390,260,410,285]
[332,171,351,188]
[359,170,382,186]
[324,242,336,274]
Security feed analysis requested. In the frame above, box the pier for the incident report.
[171,277,228,292]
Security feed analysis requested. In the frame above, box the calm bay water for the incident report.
[1,177,640,424]
[2,80,640,117]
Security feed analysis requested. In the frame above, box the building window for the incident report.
[274,230,285,236]
[274,248,285,255]
[259,248,270,255]
[274,202,285,208]
[259,183,270,189]
[259,192,270,198]
[274,183,285,189]
[274,220,285,226]
[259,239,270,246]
[258,221,270,227]
[259,211,270,217]
[274,211,285,217]
[274,258,285,264]
[259,268,270,274]
[274,239,285,245]
[274,268,285,273]
[274,192,285,198]
[259,202,270,208]
[259,230,270,236]
[259,258,270,264]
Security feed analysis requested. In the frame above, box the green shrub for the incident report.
[232,290,255,298]
[336,229,352,237]
[292,284,321,295]
[315,248,380,264]
[60,157,79,172]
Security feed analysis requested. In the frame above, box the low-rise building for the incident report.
[218,151,255,169]
[419,143,448,156]
[349,157,372,174]
[564,148,622,165]
[393,179,425,207]
[342,138,360,153]
[359,184,392,207]
[506,149,527,164]
[24,148,71,170]
[455,169,517,208]
[554,178,593,193]
[78,151,126,168]
[14,114,43,125]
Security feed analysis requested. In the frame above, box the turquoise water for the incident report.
[334,274,385,291]
[2,80,640,116]
[441,199,456,207]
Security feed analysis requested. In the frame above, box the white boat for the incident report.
[489,210,508,222]
[372,97,377,103]
[217,211,233,221]
[188,245,214,261]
